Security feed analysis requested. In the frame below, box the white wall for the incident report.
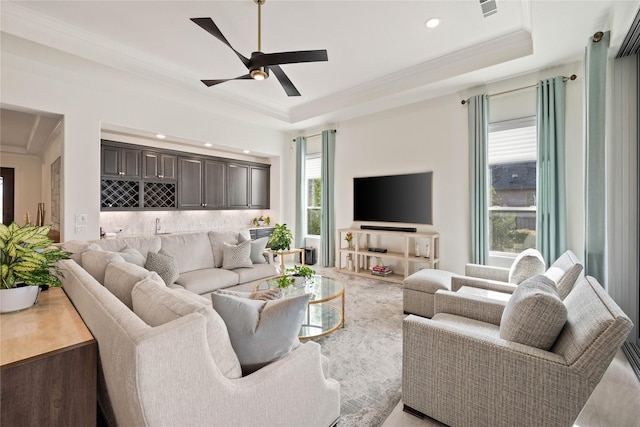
[40,121,63,228]
[1,34,288,241]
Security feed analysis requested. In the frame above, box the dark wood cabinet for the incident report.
[143,151,177,181]
[102,140,268,211]
[178,158,227,209]
[227,163,250,208]
[1,288,97,426]
[227,164,270,209]
[101,144,141,178]
[250,165,270,208]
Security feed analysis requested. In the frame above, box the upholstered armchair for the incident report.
[450,248,546,294]
[402,275,633,427]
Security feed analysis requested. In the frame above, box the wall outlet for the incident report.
[75,225,87,234]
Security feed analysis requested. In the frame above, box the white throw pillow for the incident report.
[118,247,146,267]
[215,288,284,301]
[248,237,269,264]
[221,241,253,270]
[211,292,311,374]
[132,278,242,379]
[145,249,179,285]
[62,241,102,266]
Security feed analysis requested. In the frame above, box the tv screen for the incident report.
[353,172,433,225]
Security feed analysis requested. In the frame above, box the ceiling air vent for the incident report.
[480,0,498,18]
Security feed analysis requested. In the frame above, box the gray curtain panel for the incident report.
[295,136,307,251]
[584,31,610,284]
[468,94,489,265]
[320,130,336,267]
[536,76,568,266]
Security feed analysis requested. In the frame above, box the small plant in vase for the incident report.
[345,232,353,249]
[0,223,71,313]
[275,274,295,289]
[268,223,293,251]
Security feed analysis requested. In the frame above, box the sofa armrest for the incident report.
[451,275,517,293]
[465,263,510,282]
[433,290,506,325]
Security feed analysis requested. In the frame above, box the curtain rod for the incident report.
[292,129,336,142]
[461,74,577,105]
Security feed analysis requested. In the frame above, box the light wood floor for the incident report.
[382,348,640,427]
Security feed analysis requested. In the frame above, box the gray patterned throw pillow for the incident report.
[222,241,253,270]
[145,249,179,286]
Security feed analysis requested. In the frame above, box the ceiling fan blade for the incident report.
[269,65,301,97]
[250,50,328,68]
[191,17,251,69]
[201,74,253,87]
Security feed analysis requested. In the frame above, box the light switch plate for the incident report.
[75,213,87,224]
[75,225,87,234]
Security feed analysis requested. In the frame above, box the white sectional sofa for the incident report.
[65,229,279,296]
[58,229,341,426]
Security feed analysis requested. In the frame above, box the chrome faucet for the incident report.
[155,218,161,235]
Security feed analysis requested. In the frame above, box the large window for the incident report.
[306,154,321,236]
[488,117,537,254]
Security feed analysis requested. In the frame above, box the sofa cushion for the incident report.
[104,261,164,309]
[145,249,179,286]
[160,233,215,273]
[175,268,240,295]
[211,292,311,374]
[208,230,242,268]
[239,235,269,264]
[222,241,253,270]
[81,250,126,283]
[132,278,242,379]
[234,263,280,284]
[508,248,546,284]
[500,275,567,350]
[94,236,161,259]
[62,240,102,266]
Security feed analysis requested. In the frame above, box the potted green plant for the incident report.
[286,264,316,287]
[0,222,70,313]
[268,223,293,252]
[275,274,295,289]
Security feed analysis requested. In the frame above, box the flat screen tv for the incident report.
[353,172,433,225]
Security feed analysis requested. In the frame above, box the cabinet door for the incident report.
[227,164,249,208]
[160,154,177,180]
[250,166,270,208]
[101,145,121,177]
[203,160,226,208]
[178,158,203,208]
[121,148,141,178]
[142,151,160,179]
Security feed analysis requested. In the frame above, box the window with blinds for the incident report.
[306,155,321,236]
[488,116,537,254]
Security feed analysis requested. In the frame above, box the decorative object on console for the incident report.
[251,215,271,227]
[0,222,70,313]
[345,232,353,249]
[268,223,293,251]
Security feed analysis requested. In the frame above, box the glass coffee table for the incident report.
[254,275,344,340]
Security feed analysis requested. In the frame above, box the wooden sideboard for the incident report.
[1,287,97,426]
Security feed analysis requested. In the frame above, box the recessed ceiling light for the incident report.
[204,143,212,147]
[155,134,166,139]
[425,18,440,28]
[243,150,251,154]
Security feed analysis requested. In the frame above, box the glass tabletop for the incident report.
[256,275,343,303]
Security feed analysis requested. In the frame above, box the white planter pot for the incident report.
[0,286,41,313]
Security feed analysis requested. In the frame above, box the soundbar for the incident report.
[361,225,417,233]
[369,247,387,253]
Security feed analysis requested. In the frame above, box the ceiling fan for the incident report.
[191,0,328,96]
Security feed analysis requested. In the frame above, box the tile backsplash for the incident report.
[100,210,268,236]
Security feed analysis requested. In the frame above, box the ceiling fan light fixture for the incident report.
[250,67,268,80]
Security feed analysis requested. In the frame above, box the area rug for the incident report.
[311,267,404,427]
